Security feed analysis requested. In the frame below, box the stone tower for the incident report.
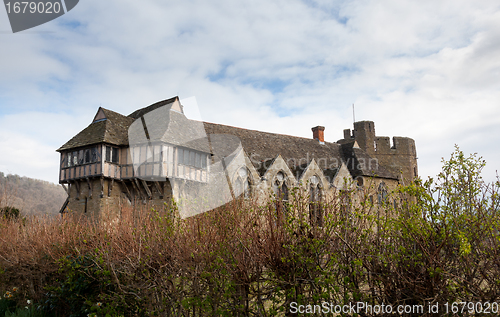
[340,121,418,183]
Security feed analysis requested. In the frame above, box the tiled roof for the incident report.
[57,108,134,151]
[203,122,343,175]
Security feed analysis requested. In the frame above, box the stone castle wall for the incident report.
[341,121,418,183]
[64,178,173,221]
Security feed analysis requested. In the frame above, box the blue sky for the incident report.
[1,0,500,184]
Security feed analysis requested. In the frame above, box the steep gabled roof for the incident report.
[57,108,134,151]
[57,97,182,152]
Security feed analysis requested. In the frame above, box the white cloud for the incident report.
[0,112,85,182]
[0,0,499,183]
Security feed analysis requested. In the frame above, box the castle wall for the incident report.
[374,136,418,184]
[64,178,118,220]
[341,121,418,183]
[64,177,173,221]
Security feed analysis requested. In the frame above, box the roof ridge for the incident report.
[100,108,135,122]
[203,121,337,145]
[128,96,179,119]
[100,107,126,117]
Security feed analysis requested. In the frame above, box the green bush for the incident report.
[1,146,500,316]
[0,289,45,317]
[4,305,46,317]
[41,254,135,317]
[0,207,20,220]
[0,296,16,316]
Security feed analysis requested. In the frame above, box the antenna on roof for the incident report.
[352,103,355,124]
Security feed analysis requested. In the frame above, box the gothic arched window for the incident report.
[309,175,323,227]
[274,171,289,219]
[234,167,251,198]
[378,182,388,205]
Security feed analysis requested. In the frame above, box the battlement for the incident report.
[339,121,416,155]
[374,136,416,156]
[338,121,418,182]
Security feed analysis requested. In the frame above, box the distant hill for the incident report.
[0,172,67,216]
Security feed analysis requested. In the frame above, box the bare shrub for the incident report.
[0,147,500,316]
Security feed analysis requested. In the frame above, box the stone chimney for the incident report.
[311,126,325,143]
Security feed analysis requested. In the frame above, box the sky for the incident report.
[0,0,499,185]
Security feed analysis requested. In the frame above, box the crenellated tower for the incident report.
[339,121,418,183]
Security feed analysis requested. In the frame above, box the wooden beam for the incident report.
[132,179,144,200]
[86,178,92,199]
[159,147,164,177]
[165,182,173,197]
[100,177,104,198]
[74,181,80,200]
[154,181,163,198]
[59,197,69,214]
[141,180,152,199]
[173,147,177,178]
[119,180,133,203]
[108,178,114,197]
[61,184,68,195]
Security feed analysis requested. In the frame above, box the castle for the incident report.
[57,96,418,219]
